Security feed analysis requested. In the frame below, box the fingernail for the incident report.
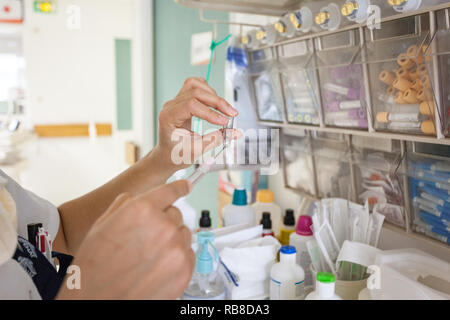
[219,116,229,125]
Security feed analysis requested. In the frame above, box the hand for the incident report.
[151,77,242,171]
[57,180,195,300]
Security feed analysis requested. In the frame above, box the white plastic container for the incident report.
[223,189,255,227]
[252,190,282,236]
[305,272,342,300]
[289,215,314,287]
[270,246,305,300]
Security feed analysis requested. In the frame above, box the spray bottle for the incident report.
[182,232,226,300]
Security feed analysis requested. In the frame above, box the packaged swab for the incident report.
[366,211,385,247]
[313,216,340,274]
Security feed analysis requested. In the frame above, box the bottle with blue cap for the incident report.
[222,188,255,227]
[269,245,305,300]
[182,232,225,300]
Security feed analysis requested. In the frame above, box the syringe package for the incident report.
[409,155,450,245]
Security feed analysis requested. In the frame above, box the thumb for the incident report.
[95,193,131,226]
[146,180,192,211]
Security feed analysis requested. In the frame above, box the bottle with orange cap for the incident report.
[252,189,282,237]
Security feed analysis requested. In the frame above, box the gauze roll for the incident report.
[0,176,17,266]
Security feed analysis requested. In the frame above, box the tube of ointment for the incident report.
[366,211,385,247]
[339,100,362,110]
[323,83,358,99]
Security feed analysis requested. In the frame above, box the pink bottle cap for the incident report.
[296,215,313,236]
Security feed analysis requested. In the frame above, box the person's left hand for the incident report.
[150,77,242,171]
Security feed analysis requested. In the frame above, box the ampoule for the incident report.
[388,0,449,13]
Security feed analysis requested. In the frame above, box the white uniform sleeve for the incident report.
[0,170,60,240]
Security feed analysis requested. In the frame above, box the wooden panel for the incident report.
[34,123,113,137]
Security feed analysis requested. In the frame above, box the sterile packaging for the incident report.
[220,236,281,300]
[408,153,450,245]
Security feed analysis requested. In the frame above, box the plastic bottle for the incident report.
[305,272,342,300]
[198,210,212,232]
[252,190,282,236]
[261,212,275,237]
[222,188,255,227]
[289,215,314,287]
[182,232,226,300]
[270,246,305,300]
[279,209,296,246]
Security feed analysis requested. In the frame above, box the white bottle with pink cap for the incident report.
[289,215,314,287]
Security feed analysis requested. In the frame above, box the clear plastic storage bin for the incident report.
[248,48,284,122]
[408,150,450,245]
[364,15,438,135]
[423,9,450,137]
[314,30,368,129]
[278,41,320,125]
[311,135,352,199]
[353,146,407,228]
[281,130,316,196]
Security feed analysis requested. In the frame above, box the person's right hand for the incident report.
[56,180,195,300]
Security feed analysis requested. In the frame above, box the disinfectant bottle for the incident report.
[252,190,282,236]
[182,232,226,300]
[305,272,342,300]
[198,210,212,232]
[289,215,314,287]
[279,209,296,246]
[261,212,275,237]
[270,246,305,300]
[222,188,255,227]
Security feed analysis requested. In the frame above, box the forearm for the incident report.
[56,147,177,255]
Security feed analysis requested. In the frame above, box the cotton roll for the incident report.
[386,86,396,96]
[411,79,422,91]
[396,67,411,81]
[395,91,407,104]
[421,120,436,135]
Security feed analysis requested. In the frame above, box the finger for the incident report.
[178,88,238,117]
[177,77,216,96]
[146,180,192,211]
[165,206,184,228]
[169,98,230,127]
[179,226,192,250]
[199,128,243,154]
[95,193,131,225]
